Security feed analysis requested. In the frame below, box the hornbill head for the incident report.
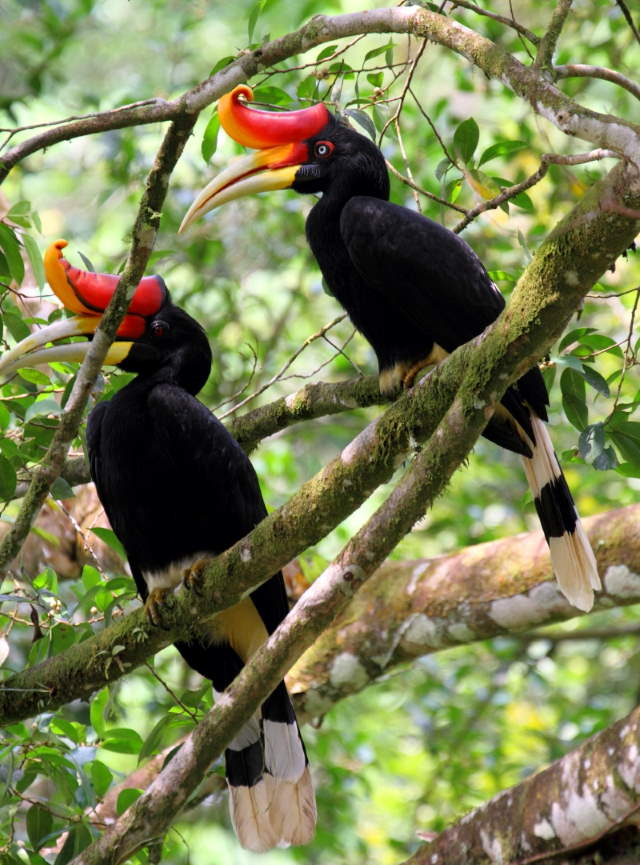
[0,240,211,395]
[179,85,388,231]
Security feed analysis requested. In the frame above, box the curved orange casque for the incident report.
[44,239,168,338]
[218,85,329,149]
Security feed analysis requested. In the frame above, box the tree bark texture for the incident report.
[291,504,640,722]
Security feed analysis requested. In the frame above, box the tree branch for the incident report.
[554,64,640,102]
[290,504,640,721]
[2,7,640,182]
[533,0,573,69]
[401,699,640,863]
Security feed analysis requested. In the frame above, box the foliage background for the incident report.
[0,1,639,863]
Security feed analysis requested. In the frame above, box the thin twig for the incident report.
[554,64,640,102]
[533,0,573,69]
[609,285,640,415]
[447,0,539,45]
[219,314,347,419]
[453,149,618,233]
[386,160,467,213]
[615,0,640,45]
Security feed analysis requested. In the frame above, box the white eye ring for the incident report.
[314,141,334,158]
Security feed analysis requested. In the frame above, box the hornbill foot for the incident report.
[402,360,429,390]
[183,557,211,595]
[144,587,175,629]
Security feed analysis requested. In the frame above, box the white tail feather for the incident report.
[264,769,317,848]
[521,416,601,611]
[230,780,278,853]
[263,719,307,781]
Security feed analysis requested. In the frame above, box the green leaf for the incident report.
[297,75,318,100]
[33,567,58,592]
[578,422,605,461]
[580,364,610,397]
[101,727,144,755]
[23,233,46,290]
[50,717,82,743]
[593,445,618,471]
[453,117,479,163]
[344,108,375,140]
[14,367,51,386]
[90,760,113,797]
[364,42,393,63]
[478,140,527,166]
[0,455,17,500]
[608,421,640,464]
[25,397,61,423]
[253,86,292,106]
[116,787,143,815]
[50,476,75,501]
[54,822,93,865]
[616,461,640,477]
[317,44,338,60]
[4,305,31,341]
[511,190,534,212]
[247,0,267,42]
[208,56,235,77]
[367,71,383,88]
[560,367,588,430]
[49,623,77,656]
[201,112,220,163]
[26,803,53,851]
[558,327,597,353]
[138,713,185,762]
[90,687,109,737]
[91,527,127,560]
[0,222,24,284]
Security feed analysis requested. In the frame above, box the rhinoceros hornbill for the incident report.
[180,85,600,612]
[0,239,315,852]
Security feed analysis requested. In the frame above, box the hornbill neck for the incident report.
[124,341,212,397]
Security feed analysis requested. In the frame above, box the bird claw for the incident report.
[183,557,210,595]
[144,587,175,629]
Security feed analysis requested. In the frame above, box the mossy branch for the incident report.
[291,504,640,721]
[401,699,640,863]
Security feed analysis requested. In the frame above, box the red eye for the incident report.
[313,140,334,158]
[151,320,169,338]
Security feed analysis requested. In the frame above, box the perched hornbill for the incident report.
[180,85,601,612]
[1,239,316,852]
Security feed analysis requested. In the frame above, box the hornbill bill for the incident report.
[0,239,316,852]
[180,85,601,612]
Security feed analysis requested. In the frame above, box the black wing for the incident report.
[87,383,288,634]
[340,197,505,352]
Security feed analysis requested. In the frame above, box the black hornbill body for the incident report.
[180,86,600,612]
[1,240,315,852]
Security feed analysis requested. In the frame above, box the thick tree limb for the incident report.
[290,504,640,721]
[400,699,640,864]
